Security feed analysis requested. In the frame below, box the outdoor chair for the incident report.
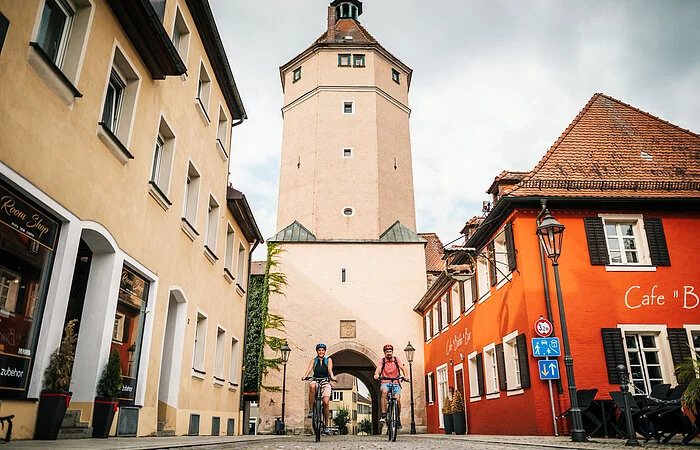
[641,385,696,444]
[557,389,601,437]
[610,390,655,440]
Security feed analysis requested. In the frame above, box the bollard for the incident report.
[616,365,640,446]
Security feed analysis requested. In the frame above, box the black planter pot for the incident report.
[443,413,454,434]
[92,398,118,438]
[34,390,72,440]
[453,411,466,435]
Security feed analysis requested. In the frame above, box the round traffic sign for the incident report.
[534,317,553,337]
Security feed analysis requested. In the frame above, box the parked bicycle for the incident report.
[303,376,331,442]
[380,376,408,442]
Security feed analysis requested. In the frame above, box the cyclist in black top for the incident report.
[302,343,337,433]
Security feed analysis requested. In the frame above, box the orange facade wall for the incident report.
[422,207,700,435]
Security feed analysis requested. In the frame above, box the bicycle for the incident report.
[303,376,331,442]
[380,376,408,442]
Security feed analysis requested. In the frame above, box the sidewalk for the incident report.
[1,435,285,449]
[415,434,698,449]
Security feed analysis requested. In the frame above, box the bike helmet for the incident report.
[383,344,393,352]
[316,343,327,350]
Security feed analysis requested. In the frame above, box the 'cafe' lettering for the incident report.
[624,284,698,310]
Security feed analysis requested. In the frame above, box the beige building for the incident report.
[260,0,427,434]
[328,373,357,434]
[0,0,261,440]
[357,392,371,433]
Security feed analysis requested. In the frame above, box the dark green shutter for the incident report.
[475,353,484,396]
[644,218,671,266]
[584,218,610,265]
[437,304,442,331]
[667,328,691,369]
[423,314,428,342]
[601,328,627,384]
[505,223,517,272]
[496,343,507,391]
[516,334,531,388]
[488,242,497,286]
[459,282,466,313]
[432,373,437,403]
[446,292,452,324]
[471,278,478,303]
[429,310,434,336]
[425,375,430,402]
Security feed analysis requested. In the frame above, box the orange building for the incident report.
[416,93,700,435]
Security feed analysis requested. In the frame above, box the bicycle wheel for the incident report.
[391,401,399,442]
[313,399,323,442]
[386,400,395,441]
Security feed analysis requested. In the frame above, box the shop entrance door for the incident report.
[64,240,92,335]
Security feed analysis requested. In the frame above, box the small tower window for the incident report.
[342,207,354,217]
[341,268,347,283]
[338,54,351,67]
[343,148,352,158]
[343,101,354,114]
[293,67,301,82]
[392,69,400,84]
[353,54,365,67]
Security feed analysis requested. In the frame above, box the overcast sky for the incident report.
[211,1,700,260]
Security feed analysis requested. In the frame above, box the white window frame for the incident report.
[483,343,499,398]
[464,278,475,315]
[426,372,435,404]
[171,5,191,65]
[451,283,461,324]
[342,101,354,115]
[440,293,449,331]
[223,224,235,281]
[228,335,240,389]
[204,194,220,261]
[332,391,343,402]
[196,60,212,124]
[436,364,449,429]
[216,103,229,160]
[494,230,512,288]
[424,314,431,342]
[467,351,480,401]
[192,310,208,378]
[432,304,439,337]
[503,330,524,396]
[213,325,226,385]
[477,255,490,303]
[684,325,700,361]
[617,324,674,396]
[236,242,247,290]
[599,214,653,270]
[181,160,201,240]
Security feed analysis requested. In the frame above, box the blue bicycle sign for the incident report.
[531,337,561,358]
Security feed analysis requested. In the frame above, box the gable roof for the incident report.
[487,170,529,194]
[379,221,427,243]
[418,233,445,273]
[504,93,700,199]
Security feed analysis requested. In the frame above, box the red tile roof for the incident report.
[314,18,377,45]
[418,233,445,273]
[487,170,529,194]
[504,93,700,199]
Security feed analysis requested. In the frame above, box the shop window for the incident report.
[229,336,239,386]
[205,195,219,259]
[224,225,235,279]
[182,162,200,235]
[110,265,150,405]
[483,344,499,396]
[0,183,60,398]
[192,311,207,375]
[171,7,190,65]
[214,326,225,383]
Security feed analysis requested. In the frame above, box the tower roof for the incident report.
[330,0,363,16]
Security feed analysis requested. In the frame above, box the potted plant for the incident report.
[92,350,123,438]
[452,389,467,435]
[34,320,78,440]
[442,392,454,434]
[675,353,700,426]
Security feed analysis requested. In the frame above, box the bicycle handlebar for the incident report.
[380,376,409,382]
[303,376,331,382]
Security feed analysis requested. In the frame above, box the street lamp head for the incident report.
[404,341,415,364]
[536,210,565,262]
[281,341,291,363]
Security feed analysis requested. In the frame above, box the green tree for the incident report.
[333,405,350,434]
[96,350,123,399]
[358,418,372,435]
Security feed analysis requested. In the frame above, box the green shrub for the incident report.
[333,405,350,430]
[96,350,123,399]
[358,418,372,435]
[43,320,78,391]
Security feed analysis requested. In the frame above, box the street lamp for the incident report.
[536,210,587,443]
[404,341,416,434]
[280,341,291,435]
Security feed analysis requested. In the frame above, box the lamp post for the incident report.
[536,210,587,442]
[404,341,416,434]
[280,341,291,435]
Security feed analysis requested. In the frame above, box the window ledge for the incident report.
[97,122,133,165]
[195,98,210,125]
[27,42,82,107]
[441,326,449,333]
[191,368,206,380]
[452,317,461,326]
[213,376,225,387]
[425,338,432,344]
[223,268,234,284]
[204,245,219,264]
[228,381,239,392]
[148,181,172,211]
[605,265,657,272]
[506,388,525,397]
[478,292,491,304]
[485,393,500,400]
[464,304,475,316]
[216,139,228,161]
[181,218,199,241]
[235,283,245,297]
[469,396,482,403]
[496,274,513,290]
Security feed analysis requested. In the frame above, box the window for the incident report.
[342,207,354,217]
[440,293,449,330]
[112,312,125,342]
[483,344,499,395]
[436,365,448,428]
[149,116,176,205]
[205,195,219,256]
[193,311,207,374]
[332,391,343,402]
[224,225,235,278]
[451,283,460,323]
[341,268,347,283]
[426,372,435,404]
[338,54,351,66]
[624,332,664,395]
[236,242,246,286]
[468,352,480,399]
[693,331,700,355]
[391,68,400,84]
[292,67,301,82]
[172,7,190,64]
[343,101,354,114]
[196,62,212,122]
[432,304,439,337]
[36,0,74,69]
[229,337,239,386]
[216,105,229,159]
[464,278,475,310]
[353,54,365,67]
[494,233,510,285]
[605,221,642,265]
[182,162,201,232]
[214,326,225,382]
[477,255,490,301]
[424,314,431,341]
[585,215,666,268]
[102,70,125,134]
[503,331,521,391]
[342,148,353,158]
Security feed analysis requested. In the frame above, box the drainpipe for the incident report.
[239,238,261,435]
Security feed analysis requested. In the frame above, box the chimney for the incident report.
[327,6,336,41]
